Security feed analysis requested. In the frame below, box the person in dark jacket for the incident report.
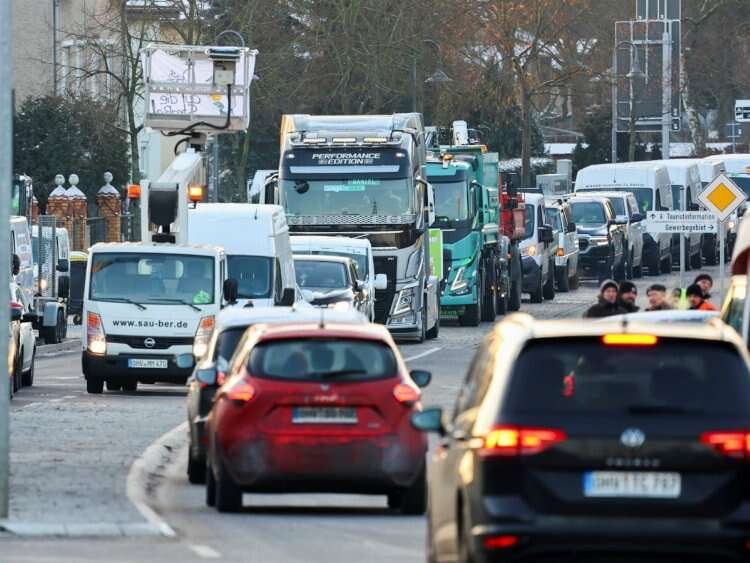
[645,284,672,311]
[584,279,628,318]
[618,280,639,313]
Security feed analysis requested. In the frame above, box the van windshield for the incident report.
[227,256,272,299]
[523,204,535,239]
[90,253,215,305]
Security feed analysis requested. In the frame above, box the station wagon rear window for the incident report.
[505,338,750,416]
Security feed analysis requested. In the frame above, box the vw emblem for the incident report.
[620,428,646,448]
[144,337,156,349]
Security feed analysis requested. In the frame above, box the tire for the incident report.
[481,273,496,322]
[661,252,673,274]
[496,284,508,315]
[41,324,57,345]
[529,271,543,304]
[188,450,207,484]
[459,277,482,326]
[691,247,702,269]
[557,265,570,293]
[106,380,122,392]
[543,263,555,300]
[457,498,475,563]
[426,307,439,339]
[215,456,243,513]
[122,380,138,392]
[509,278,521,311]
[569,272,580,290]
[396,465,427,515]
[22,353,34,387]
[58,310,67,341]
[86,377,104,394]
[206,461,216,507]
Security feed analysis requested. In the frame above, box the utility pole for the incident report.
[661,30,672,161]
[0,0,13,519]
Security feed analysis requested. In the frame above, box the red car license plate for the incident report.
[292,406,357,424]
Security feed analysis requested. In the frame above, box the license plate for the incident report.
[127,358,168,369]
[583,471,681,499]
[292,407,357,424]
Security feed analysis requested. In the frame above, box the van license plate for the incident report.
[128,359,168,369]
[583,471,681,498]
[292,407,357,424]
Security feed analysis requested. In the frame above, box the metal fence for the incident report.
[37,213,141,253]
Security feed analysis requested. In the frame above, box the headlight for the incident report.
[40,278,48,291]
[451,266,467,291]
[728,220,736,230]
[522,244,537,257]
[590,236,609,246]
[87,311,106,355]
[392,284,417,316]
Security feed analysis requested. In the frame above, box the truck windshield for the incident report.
[227,256,272,299]
[89,253,215,305]
[431,180,469,223]
[281,178,412,217]
[571,202,607,225]
[544,208,561,230]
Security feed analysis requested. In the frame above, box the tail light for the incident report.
[193,315,215,358]
[393,383,420,406]
[87,311,106,355]
[479,426,566,457]
[701,431,750,459]
[484,535,520,550]
[224,376,256,403]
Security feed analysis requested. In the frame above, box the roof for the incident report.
[253,321,393,343]
[652,159,701,186]
[522,192,545,204]
[705,154,750,175]
[215,306,368,330]
[575,162,668,189]
[187,204,288,254]
[88,242,223,256]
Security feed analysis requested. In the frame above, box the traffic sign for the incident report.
[644,211,718,234]
[698,174,747,221]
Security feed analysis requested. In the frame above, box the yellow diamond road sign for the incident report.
[698,173,747,222]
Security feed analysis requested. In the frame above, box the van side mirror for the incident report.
[538,225,554,244]
[56,259,68,273]
[566,221,577,233]
[374,273,388,290]
[631,213,644,222]
[279,287,295,306]
[223,278,238,304]
[410,369,432,388]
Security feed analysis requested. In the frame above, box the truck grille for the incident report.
[373,256,397,324]
[106,335,193,349]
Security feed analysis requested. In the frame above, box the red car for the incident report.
[205,321,431,514]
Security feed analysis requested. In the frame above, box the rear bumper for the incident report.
[82,351,193,383]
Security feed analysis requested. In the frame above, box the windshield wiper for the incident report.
[146,298,202,312]
[98,297,147,311]
[627,404,703,415]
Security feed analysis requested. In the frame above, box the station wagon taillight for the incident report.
[393,383,420,406]
[700,431,750,459]
[479,426,566,457]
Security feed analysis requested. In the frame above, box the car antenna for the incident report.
[319,309,325,329]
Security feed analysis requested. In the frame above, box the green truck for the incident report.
[426,145,510,326]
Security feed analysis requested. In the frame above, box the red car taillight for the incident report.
[479,426,566,457]
[393,383,420,406]
[224,377,256,403]
[701,431,750,459]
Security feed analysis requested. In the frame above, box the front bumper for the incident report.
[82,351,193,383]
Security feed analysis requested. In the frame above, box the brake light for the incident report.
[484,535,520,549]
[602,334,658,346]
[193,315,215,358]
[225,377,256,402]
[393,383,420,405]
[480,426,566,456]
[87,311,106,355]
[701,431,750,459]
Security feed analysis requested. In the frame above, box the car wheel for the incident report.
[426,307,439,339]
[206,461,216,507]
[397,465,427,515]
[86,377,104,394]
[215,456,243,513]
[122,380,138,392]
[557,265,570,293]
[529,271,543,304]
[543,263,555,300]
[188,450,206,484]
[40,324,57,345]
[22,353,34,387]
[509,278,522,311]
[457,498,475,563]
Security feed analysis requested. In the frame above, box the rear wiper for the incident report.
[98,297,147,311]
[627,404,703,415]
[146,298,202,312]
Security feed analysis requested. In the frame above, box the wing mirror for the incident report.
[223,278,238,304]
[410,407,444,434]
[410,369,432,388]
[11,254,20,276]
[374,273,388,290]
[631,213,644,222]
[279,287,296,306]
[566,221,577,233]
[56,259,69,273]
[538,225,554,244]
[195,365,218,386]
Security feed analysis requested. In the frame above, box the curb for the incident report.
[125,421,189,539]
[36,338,80,357]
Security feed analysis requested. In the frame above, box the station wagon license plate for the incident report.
[127,358,168,369]
[292,407,357,424]
[584,471,681,498]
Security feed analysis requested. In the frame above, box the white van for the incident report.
[188,204,296,308]
[575,162,673,275]
[705,154,750,254]
[655,160,703,270]
[11,216,33,308]
[291,235,388,321]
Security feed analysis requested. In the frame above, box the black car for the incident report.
[569,195,627,283]
[414,317,750,562]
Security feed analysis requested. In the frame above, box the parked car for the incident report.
[205,321,431,513]
[569,194,627,282]
[294,255,368,316]
[518,192,557,303]
[580,190,644,279]
[413,314,750,561]
[186,306,368,484]
[544,198,579,292]
[11,282,35,387]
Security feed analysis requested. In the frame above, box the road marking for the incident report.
[189,544,222,559]
[403,347,441,362]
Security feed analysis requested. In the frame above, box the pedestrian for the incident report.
[671,287,687,310]
[686,283,718,311]
[584,279,627,318]
[618,281,639,313]
[694,273,714,299]
[645,284,672,311]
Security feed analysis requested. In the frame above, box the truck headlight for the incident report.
[392,284,418,316]
[451,266,470,294]
[193,315,215,358]
[87,311,106,356]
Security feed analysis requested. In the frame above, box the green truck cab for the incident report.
[426,147,509,326]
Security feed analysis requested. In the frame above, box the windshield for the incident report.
[523,204,535,239]
[431,180,469,222]
[571,202,607,225]
[580,187,653,214]
[89,253,215,305]
[227,255,272,299]
[292,248,368,280]
[248,339,397,382]
[295,260,349,289]
[505,338,750,415]
[282,178,412,216]
[544,208,561,231]
[215,327,246,364]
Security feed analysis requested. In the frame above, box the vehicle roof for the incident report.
[253,321,394,343]
[523,192,545,204]
[652,159,701,186]
[215,306,368,330]
[603,310,720,323]
[88,242,224,256]
[575,162,668,189]
[576,190,633,200]
[293,254,352,264]
[290,235,372,251]
[705,153,750,174]
[568,193,610,204]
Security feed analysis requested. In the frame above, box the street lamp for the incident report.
[611,41,645,163]
[412,39,452,112]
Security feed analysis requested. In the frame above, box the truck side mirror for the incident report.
[279,287,295,306]
[374,273,388,290]
[538,225,554,244]
[223,278,238,304]
[567,221,577,233]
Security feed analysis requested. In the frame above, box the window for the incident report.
[295,260,349,290]
[571,202,606,225]
[227,256,272,299]
[723,284,745,334]
[214,326,247,373]
[544,208,562,231]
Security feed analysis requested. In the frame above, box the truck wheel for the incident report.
[529,273,543,304]
[86,377,104,394]
[481,276,496,322]
[543,265,555,301]
[509,278,522,311]
[41,324,58,345]
[557,265,570,293]
[22,354,34,387]
[426,308,440,339]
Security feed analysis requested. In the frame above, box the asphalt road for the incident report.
[0,264,727,562]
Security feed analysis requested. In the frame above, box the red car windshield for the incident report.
[248,338,397,382]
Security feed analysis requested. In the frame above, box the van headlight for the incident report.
[522,244,537,257]
[193,315,215,358]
